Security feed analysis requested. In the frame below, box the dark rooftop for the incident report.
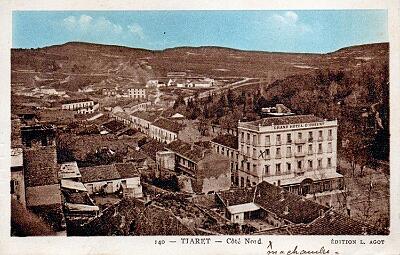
[61,98,93,105]
[166,140,209,163]
[131,111,161,122]
[79,163,140,183]
[102,120,126,133]
[140,139,166,160]
[151,117,184,133]
[211,134,238,150]
[244,114,324,127]
[217,181,329,224]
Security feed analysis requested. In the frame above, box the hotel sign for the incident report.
[273,122,326,130]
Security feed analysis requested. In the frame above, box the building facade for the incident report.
[128,87,146,99]
[211,115,344,199]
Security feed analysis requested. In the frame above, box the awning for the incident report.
[61,179,87,192]
[227,202,260,214]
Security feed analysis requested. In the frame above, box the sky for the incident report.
[12,10,388,53]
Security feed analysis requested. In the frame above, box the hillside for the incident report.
[11,42,388,91]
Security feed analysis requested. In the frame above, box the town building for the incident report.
[150,117,183,144]
[79,163,143,198]
[160,140,231,194]
[130,111,161,134]
[61,98,99,114]
[211,114,344,201]
[128,85,146,99]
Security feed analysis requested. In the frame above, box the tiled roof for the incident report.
[102,120,126,133]
[26,184,62,207]
[211,134,238,149]
[62,98,92,105]
[79,163,140,183]
[114,163,140,179]
[140,139,166,160]
[244,114,324,127]
[287,211,387,235]
[166,140,209,163]
[152,117,183,133]
[131,111,161,122]
[80,165,120,183]
[217,181,329,224]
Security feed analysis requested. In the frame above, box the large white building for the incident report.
[211,114,344,199]
[128,85,146,99]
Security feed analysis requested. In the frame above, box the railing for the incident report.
[294,151,305,157]
[295,138,306,144]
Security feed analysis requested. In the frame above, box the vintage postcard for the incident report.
[1,0,399,254]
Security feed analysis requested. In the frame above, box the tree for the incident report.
[173,94,186,109]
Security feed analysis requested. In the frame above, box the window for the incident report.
[253,148,257,158]
[247,162,251,171]
[298,132,302,139]
[276,147,281,157]
[328,142,332,153]
[253,164,257,172]
[318,159,322,168]
[328,129,332,137]
[247,133,250,143]
[265,135,270,145]
[297,145,302,153]
[287,163,291,172]
[253,135,257,145]
[308,144,313,153]
[308,131,313,140]
[287,146,292,156]
[287,133,292,143]
[241,132,245,142]
[276,134,281,144]
[328,158,332,167]
[264,165,270,176]
[222,147,225,154]
[308,160,313,169]
[266,148,270,156]
[247,146,250,156]
[318,143,323,153]
[319,130,323,138]
[276,163,281,174]
[297,160,302,169]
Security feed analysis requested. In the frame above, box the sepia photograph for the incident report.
[9,9,391,237]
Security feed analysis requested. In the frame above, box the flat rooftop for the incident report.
[240,114,325,127]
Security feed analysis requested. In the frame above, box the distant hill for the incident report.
[11,42,388,91]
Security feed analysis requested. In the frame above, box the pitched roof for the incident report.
[151,117,183,133]
[211,134,239,149]
[166,140,209,163]
[217,181,328,224]
[131,111,161,122]
[62,98,93,105]
[102,120,126,133]
[140,139,166,160]
[114,163,140,179]
[79,163,140,183]
[244,114,324,127]
[26,184,62,207]
[79,165,120,183]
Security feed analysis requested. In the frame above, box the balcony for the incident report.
[317,150,323,154]
[265,141,271,146]
[317,136,323,142]
[276,140,282,145]
[294,151,305,157]
[275,154,282,159]
[328,136,333,141]
[287,139,293,144]
[286,152,292,158]
[307,151,313,155]
[308,138,313,143]
[295,138,306,144]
